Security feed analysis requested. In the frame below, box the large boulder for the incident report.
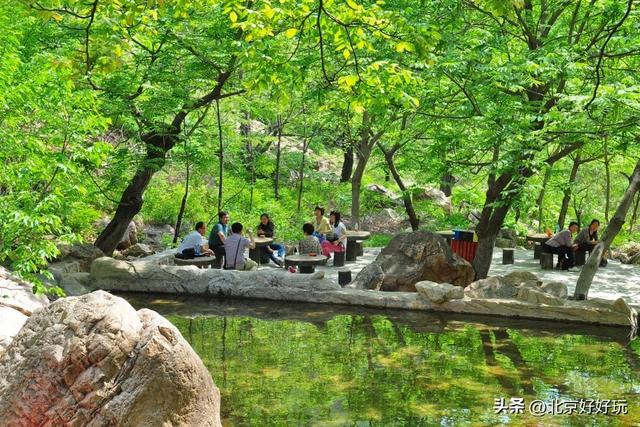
[612,242,640,264]
[0,267,49,355]
[348,263,384,290]
[415,186,452,213]
[364,184,402,208]
[415,281,464,304]
[540,282,568,300]
[354,231,474,292]
[495,237,516,248]
[500,271,541,287]
[0,291,221,426]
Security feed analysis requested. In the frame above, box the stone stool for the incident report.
[356,242,364,256]
[338,269,352,287]
[533,243,542,260]
[540,252,554,270]
[502,248,515,265]
[333,251,346,267]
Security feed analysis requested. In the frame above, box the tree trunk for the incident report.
[440,171,455,197]
[94,141,167,255]
[558,155,581,229]
[297,138,309,212]
[629,192,640,233]
[340,144,353,183]
[574,159,640,299]
[173,162,190,244]
[274,115,282,200]
[380,143,419,230]
[216,98,224,213]
[604,140,611,222]
[472,207,508,280]
[351,112,381,226]
[241,110,255,211]
[536,166,552,232]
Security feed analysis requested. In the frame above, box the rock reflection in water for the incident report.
[126,294,640,426]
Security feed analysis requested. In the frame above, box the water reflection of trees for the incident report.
[168,311,639,426]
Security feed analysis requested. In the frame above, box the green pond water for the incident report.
[126,295,640,426]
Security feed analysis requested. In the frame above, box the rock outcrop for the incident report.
[415,186,452,213]
[415,281,464,304]
[0,291,221,426]
[0,267,49,355]
[353,231,474,292]
[360,208,405,234]
[51,243,106,277]
[123,243,155,258]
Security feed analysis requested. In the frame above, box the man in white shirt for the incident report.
[177,222,214,256]
[223,222,257,270]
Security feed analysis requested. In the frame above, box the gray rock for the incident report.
[0,267,49,356]
[54,243,105,272]
[117,220,138,250]
[370,231,474,292]
[415,186,452,213]
[142,224,176,250]
[516,287,565,306]
[360,208,403,234]
[499,228,518,241]
[350,264,384,290]
[465,277,519,299]
[90,257,341,294]
[123,243,155,258]
[0,291,221,426]
[59,272,92,296]
[540,282,568,299]
[500,271,540,287]
[415,281,463,304]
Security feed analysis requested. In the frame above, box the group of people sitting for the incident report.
[542,219,607,271]
[175,206,350,271]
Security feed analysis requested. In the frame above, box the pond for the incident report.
[126,294,640,426]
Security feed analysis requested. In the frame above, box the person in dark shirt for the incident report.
[208,211,230,267]
[257,213,285,267]
[574,219,607,267]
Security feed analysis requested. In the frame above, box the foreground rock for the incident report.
[0,291,221,426]
[0,267,49,355]
[353,231,474,292]
[415,281,464,304]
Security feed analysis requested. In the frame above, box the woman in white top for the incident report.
[321,211,347,256]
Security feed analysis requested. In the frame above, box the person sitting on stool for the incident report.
[543,221,579,271]
[177,222,214,256]
[574,219,608,267]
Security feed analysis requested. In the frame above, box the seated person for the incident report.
[543,221,579,271]
[209,211,230,266]
[223,222,258,271]
[321,211,347,257]
[257,213,285,267]
[299,223,322,255]
[574,219,608,267]
[176,222,213,257]
[312,206,331,243]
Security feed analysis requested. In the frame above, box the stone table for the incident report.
[248,237,274,265]
[527,233,550,260]
[173,256,218,269]
[284,254,328,273]
[346,231,371,262]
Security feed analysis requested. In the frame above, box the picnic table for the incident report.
[174,256,218,269]
[284,254,328,273]
[248,236,274,265]
[345,231,371,262]
[527,233,550,260]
